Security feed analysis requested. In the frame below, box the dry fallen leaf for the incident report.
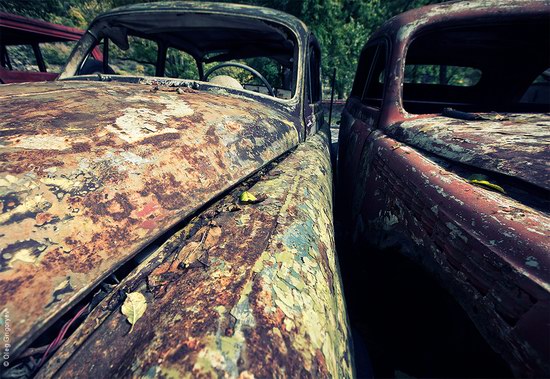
[121,292,147,333]
[179,240,202,267]
[204,226,222,248]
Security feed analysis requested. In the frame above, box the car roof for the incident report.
[93,1,309,37]
[0,11,85,44]
[86,1,310,69]
[369,0,550,43]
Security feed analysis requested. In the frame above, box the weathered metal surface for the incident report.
[342,112,550,376]
[96,1,309,36]
[388,113,550,191]
[0,79,300,359]
[375,0,548,44]
[338,1,550,376]
[37,126,354,378]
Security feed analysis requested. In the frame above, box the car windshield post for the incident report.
[156,42,166,77]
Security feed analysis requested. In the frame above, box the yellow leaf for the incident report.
[239,191,257,203]
[468,179,506,194]
[121,292,147,333]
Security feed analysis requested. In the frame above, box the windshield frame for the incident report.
[58,7,307,106]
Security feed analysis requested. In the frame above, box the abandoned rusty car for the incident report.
[338,1,549,377]
[0,2,353,377]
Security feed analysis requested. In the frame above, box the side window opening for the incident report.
[0,44,12,70]
[4,45,40,72]
[520,68,550,104]
[350,45,377,99]
[307,40,321,104]
[402,19,550,114]
[362,42,387,109]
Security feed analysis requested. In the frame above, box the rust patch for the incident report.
[37,127,353,378]
[0,80,300,358]
[388,113,550,191]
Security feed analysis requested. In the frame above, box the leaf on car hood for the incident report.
[204,225,222,248]
[239,191,258,203]
[121,292,147,333]
[239,191,267,204]
[468,174,506,194]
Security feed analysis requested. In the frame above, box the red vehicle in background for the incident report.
[0,12,102,83]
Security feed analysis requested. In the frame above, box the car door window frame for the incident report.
[347,38,389,126]
[304,34,323,137]
[361,39,388,111]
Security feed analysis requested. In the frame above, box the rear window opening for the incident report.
[403,65,481,86]
[379,65,482,87]
[402,18,550,114]
[3,45,41,72]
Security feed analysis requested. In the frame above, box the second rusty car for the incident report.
[0,2,353,378]
[338,0,549,377]
[0,12,103,84]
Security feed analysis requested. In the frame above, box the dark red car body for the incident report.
[338,1,549,376]
[0,12,102,83]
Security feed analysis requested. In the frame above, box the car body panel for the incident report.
[387,114,550,192]
[0,80,300,358]
[341,110,550,378]
[37,127,354,378]
[1,2,353,376]
[338,1,550,376]
[0,69,58,83]
[347,117,550,375]
[0,12,86,43]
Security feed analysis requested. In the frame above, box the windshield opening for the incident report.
[75,13,298,100]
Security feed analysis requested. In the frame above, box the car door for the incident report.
[338,39,389,223]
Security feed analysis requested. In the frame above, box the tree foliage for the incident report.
[0,0,446,98]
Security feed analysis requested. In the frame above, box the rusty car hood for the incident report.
[389,113,550,191]
[0,80,299,355]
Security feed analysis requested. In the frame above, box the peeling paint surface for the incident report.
[340,103,550,376]
[389,113,550,191]
[0,79,300,358]
[338,1,550,375]
[97,1,309,37]
[37,127,353,378]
